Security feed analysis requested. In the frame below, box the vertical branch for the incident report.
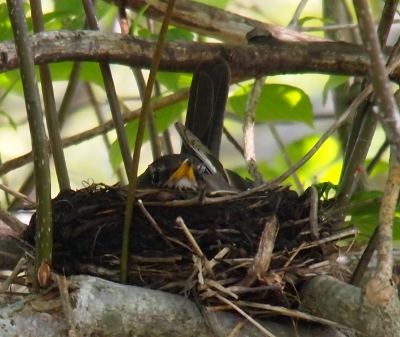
[6,0,52,291]
[119,8,162,160]
[120,0,177,284]
[243,77,265,186]
[82,0,132,177]
[30,0,70,191]
[85,82,126,183]
[333,0,399,230]
[375,154,398,279]
[353,0,400,165]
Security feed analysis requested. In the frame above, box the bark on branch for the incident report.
[0,30,396,79]
[0,275,345,337]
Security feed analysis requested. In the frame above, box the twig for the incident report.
[239,216,278,287]
[366,139,389,174]
[243,77,265,186]
[214,294,277,337]
[137,199,177,249]
[309,186,319,241]
[0,183,35,205]
[288,0,309,28]
[223,126,244,157]
[0,206,27,235]
[53,274,78,337]
[176,216,215,279]
[85,83,126,184]
[0,257,26,293]
[236,300,354,330]
[268,124,303,193]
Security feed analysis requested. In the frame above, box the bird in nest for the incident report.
[136,59,253,192]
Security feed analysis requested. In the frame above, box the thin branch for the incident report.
[82,0,132,177]
[85,82,126,184]
[0,205,27,235]
[243,77,265,186]
[269,124,303,193]
[121,0,177,284]
[30,0,70,191]
[6,0,53,292]
[354,0,400,166]
[0,183,35,205]
[288,0,309,28]
[119,8,162,160]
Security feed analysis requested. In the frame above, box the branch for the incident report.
[0,275,345,337]
[104,0,329,44]
[354,0,400,164]
[0,30,395,79]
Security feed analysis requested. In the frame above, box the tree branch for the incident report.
[104,0,329,44]
[0,30,396,79]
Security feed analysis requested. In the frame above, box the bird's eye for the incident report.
[151,170,161,185]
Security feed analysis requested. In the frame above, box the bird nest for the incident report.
[23,182,355,316]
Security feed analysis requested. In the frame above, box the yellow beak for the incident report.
[164,159,198,190]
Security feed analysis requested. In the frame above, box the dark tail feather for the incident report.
[182,59,230,159]
[202,60,230,159]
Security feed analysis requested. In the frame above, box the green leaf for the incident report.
[139,26,195,42]
[131,0,159,35]
[165,27,195,41]
[229,83,314,127]
[0,3,13,41]
[345,191,400,242]
[109,100,187,169]
[195,0,232,9]
[156,72,192,92]
[365,159,389,177]
[53,0,113,30]
[322,75,349,106]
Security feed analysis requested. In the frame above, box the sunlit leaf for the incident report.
[229,83,313,127]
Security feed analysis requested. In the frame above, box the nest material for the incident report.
[23,183,350,315]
